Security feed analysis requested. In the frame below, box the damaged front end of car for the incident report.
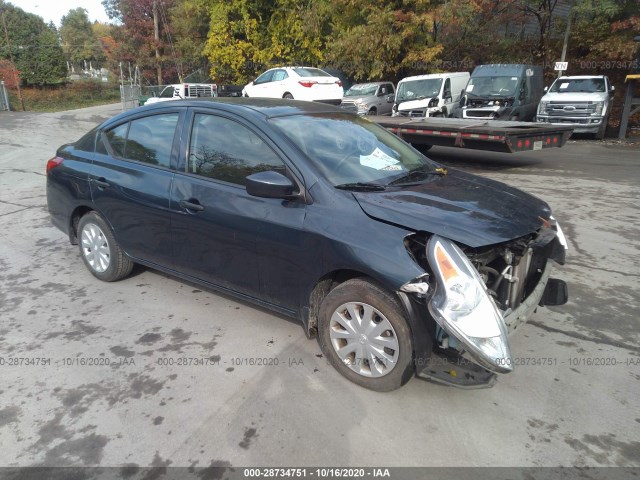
[399,219,568,388]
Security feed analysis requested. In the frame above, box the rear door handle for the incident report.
[92,178,110,189]
[179,199,205,212]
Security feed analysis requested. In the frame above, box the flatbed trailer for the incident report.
[371,116,574,153]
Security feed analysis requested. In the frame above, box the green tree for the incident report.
[26,26,67,85]
[0,0,66,85]
[325,0,443,81]
[203,0,333,84]
[170,0,211,79]
[60,8,103,66]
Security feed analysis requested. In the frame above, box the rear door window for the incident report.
[104,114,179,168]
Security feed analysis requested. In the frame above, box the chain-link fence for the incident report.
[120,84,142,111]
[1,81,10,111]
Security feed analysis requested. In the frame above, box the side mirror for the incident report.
[543,86,548,92]
[609,85,615,96]
[386,94,394,103]
[459,90,465,106]
[246,171,296,199]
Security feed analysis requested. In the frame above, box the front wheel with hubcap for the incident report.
[318,279,414,391]
[77,211,133,282]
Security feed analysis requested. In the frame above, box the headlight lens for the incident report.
[538,101,548,114]
[550,215,568,250]
[593,101,604,115]
[427,235,512,373]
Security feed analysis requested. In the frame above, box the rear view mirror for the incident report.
[459,89,465,106]
[544,86,548,92]
[386,94,394,103]
[609,85,615,96]
[246,171,296,199]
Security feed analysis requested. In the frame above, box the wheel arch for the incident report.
[69,205,94,245]
[304,269,434,369]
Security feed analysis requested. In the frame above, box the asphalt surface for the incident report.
[0,104,639,469]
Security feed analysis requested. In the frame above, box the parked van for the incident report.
[392,72,470,118]
[536,75,614,139]
[458,64,544,121]
[144,83,217,106]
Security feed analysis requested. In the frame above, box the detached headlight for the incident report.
[427,235,512,373]
[550,215,568,251]
[538,101,548,114]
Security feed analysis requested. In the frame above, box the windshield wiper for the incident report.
[335,182,387,191]
[387,167,448,186]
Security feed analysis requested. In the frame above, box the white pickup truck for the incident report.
[536,75,614,139]
[144,83,217,106]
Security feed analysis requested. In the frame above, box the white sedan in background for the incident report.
[242,67,344,105]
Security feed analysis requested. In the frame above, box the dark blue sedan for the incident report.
[46,99,567,391]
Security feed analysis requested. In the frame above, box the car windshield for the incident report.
[293,67,331,77]
[270,113,437,186]
[396,79,442,103]
[159,86,175,98]
[466,76,519,97]
[345,84,378,97]
[550,78,605,93]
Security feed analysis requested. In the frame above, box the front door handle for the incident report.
[92,178,110,189]
[179,199,205,212]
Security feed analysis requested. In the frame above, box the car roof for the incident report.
[399,72,468,82]
[351,82,389,87]
[106,98,344,126]
[556,75,606,80]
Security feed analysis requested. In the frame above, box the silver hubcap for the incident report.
[81,223,110,273]
[329,302,399,378]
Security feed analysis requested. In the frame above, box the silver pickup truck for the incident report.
[340,82,395,115]
[536,75,614,139]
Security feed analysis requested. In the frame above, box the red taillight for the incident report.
[299,80,317,88]
[46,156,63,175]
[336,80,342,87]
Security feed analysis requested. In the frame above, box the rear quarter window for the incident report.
[75,127,98,152]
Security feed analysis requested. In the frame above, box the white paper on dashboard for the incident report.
[360,148,401,170]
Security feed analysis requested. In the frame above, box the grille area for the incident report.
[397,109,426,117]
[544,102,597,117]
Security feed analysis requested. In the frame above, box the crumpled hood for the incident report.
[397,98,434,110]
[353,169,551,248]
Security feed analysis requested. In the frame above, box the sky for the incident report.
[8,0,112,27]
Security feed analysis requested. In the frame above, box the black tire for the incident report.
[77,211,134,282]
[367,107,377,115]
[283,93,294,99]
[317,278,414,391]
[595,115,608,140]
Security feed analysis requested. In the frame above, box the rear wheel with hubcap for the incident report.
[77,211,133,282]
[318,279,414,391]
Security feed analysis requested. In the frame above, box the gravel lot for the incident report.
[0,103,638,469]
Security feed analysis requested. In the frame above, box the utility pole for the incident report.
[1,11,25,111]
[152,1,162,86]
[558,0,574,79]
